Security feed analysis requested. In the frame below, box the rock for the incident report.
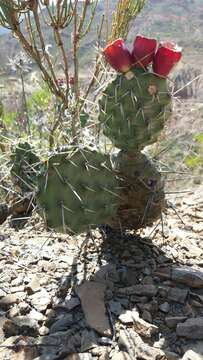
[39,325,49,335]
[39,330,81,357]
[49,314,74,333]
[181,350,203,360]
[119,309,139,324]
[11,286,25,294]
[3,316,38,337]
[28,308,46,322]
[0,293,26,308]
[76,281,111,336]
[177,318,203,339]
[111,351,131,360]
[182,341,203,355]
[119,329,165,360]
[132,313,158,338]
[108,300,123,316]
[18,302,30,315]
[168,287,188,304]
[64,354,93,360]
[164,351,180,360]
[0,289,6,298]
[30,289,51,312]
[172,267,203,288]
[159,302,170,313]
[117,285,157,297]
[0,336,38,360]
[0,317,7,342]
[142,310,152,323]
[81,329,98,352]
[64,296,80,310]
[25,276,41,294]
[165,316,187,329]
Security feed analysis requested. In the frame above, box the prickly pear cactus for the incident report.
[99,68,171,151]
[36,147,120,234]
[109,150,165,230]
[11,142,41,192]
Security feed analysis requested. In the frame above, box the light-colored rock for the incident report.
[0,336,38,360]
[111,351,131,360]
[76,281,111,336]
[30,289,51,312]
[182,350,203,360]
[25,276,41,294]
[0,293,26,308]
[119,329,165,360]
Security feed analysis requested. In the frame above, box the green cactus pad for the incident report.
[11,142,41,192]
[36,147,120,234]
[109,150,165,230]
[98,68,171,150]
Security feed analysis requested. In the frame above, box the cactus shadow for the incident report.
[36,225,190,359]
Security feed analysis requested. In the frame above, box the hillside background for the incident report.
[0,0,202,186]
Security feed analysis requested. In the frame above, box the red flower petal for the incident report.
[103,39,133,73]
[132,35,157,67]
[153,41,182,77]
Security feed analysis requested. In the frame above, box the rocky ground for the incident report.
[0,187,203,360]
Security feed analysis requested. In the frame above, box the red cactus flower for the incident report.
[132,35,157,67]
[153,41,182,77]
[103,39,132,73]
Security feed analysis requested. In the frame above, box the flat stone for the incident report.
[168,287,188,304]
[182,350,203,360]
[117,285,157,297]
[177,317,203,339]
[76,281,111,336]
[165,316,187,329]
[49,314,74,333]
[172,267,203,288]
